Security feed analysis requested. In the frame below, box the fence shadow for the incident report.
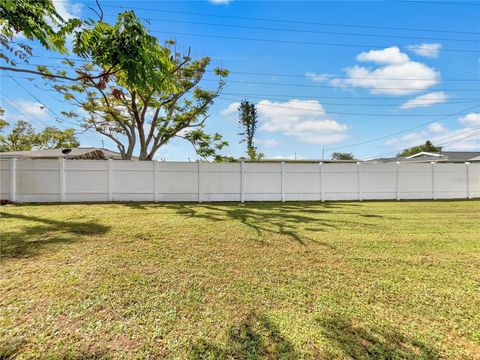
[318,314,439,359]
[190,311,300,359]
[0,212,110,259]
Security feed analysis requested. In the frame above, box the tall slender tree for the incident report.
[238,100,263,160]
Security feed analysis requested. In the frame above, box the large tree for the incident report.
[41,11,229,161]
[398,140,442,157]
[238,100,263,160]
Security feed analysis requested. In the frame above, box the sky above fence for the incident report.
[1,0,479,160]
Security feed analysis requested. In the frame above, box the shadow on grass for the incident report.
[0,212,110,259]
[157,202,380,247]
[318,314,439,359]
[190,312,299,360]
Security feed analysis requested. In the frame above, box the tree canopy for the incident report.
[0,0,81,65]
[398,141,442,157]
[42,11,229,160]
[238,100,263,160]
[331,152,355,161]
[0,110,79,152]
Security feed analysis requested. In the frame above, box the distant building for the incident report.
[0,147,133,160]
[367,151,480,163]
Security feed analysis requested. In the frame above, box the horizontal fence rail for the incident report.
[0,159,479,203]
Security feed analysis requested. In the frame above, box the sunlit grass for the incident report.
[1,201,479,359]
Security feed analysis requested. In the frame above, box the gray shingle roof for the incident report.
[0,147,128,160]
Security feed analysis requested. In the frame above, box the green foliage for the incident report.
[46,18,230,161]
[73,10,175,91]
[238,100,264,160]
[0,0,81,65]
[183,130,229,162]
[398,141,442,157]
[0,115,79,152]
[331,152,355,161]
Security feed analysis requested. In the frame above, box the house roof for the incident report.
[0,147,129,160]
[367,151,480,163]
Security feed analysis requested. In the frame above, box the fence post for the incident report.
[59,157,65,202]
[9,158,16,202]
[431,162,436,200]
[107,158,113,201]
[198,160,202,203]
[466,162,471,199]
[319,162,324,202]
[396,161,400,201]
[281,161,285,202]
[154,161,159,202]
[357,162,362,201]
[240,160,245,203]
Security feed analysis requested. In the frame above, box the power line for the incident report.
[7,75,81,128]
[1,94,49,129]
[94,3,480,36]
[221,91,480,101]
[149,29,480,54]
[4,73,479,102]
[6,67,478,93]
[22,61,480,82]
[220,92,479,106]
[326,103,480,151]
[438,128,480,146]
[370,125,480,159]
[219,96,479,117]
[134,16,480,44]
[211,79,479,92]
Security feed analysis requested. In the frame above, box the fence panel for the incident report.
[0,159,11,200]
[0,159,478,202]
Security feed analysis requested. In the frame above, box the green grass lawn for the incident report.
[1,201,479,359]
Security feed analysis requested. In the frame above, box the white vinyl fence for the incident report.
[0,159,479,203]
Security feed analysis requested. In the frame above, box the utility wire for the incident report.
[220,92,479,106]
[6,73,480,103]
[133,16,480,44]
[209,78,479,92]
[1,94,49,129]
[326,103,480,151]
[219,96,479,117]
[22,61,480,82]
[92,3,480,35]
[149,29,480,54]
[7,75,81,128]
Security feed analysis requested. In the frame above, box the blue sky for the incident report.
[1,0,479,160]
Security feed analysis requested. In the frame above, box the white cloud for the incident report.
[16,100,48,119]
[459,113,480,126]
[208,0,233,4]
[305,72,333,82]
[386,114,480,151]
[331,47,440,95]
[220,102,240,116]
[52,0,82,20]
[407,43,442,58]
[400,92,448,109]
[256,139,280,148]
[256,99,349,144]
[356,46,410,65]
